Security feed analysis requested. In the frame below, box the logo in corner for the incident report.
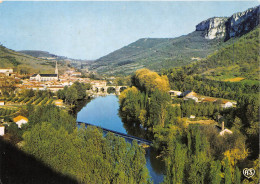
[243,168,255,179]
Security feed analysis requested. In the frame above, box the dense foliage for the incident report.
[23,123,150,183]
[131,68,170,94]
[162,28,259,159]
[57,81,91,106]
[119,67,259,183]
[5,103,150,184]
[120,69,171,129]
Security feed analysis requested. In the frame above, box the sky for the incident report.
[0,1,259,60]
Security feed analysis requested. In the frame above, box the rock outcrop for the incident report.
[196,6,259,40]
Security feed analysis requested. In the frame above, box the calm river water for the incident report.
[77,95,164,184]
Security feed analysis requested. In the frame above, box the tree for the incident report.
[210,160,222,184]
[119,87,141,120]
[65,87,78,106]
[188,151,210,184]
[148,89,171,128]
[223,157,232,184]
[71,81,87,100]
[131,68,170,94]
[6,122,22,144]
[234,166,241,184]
[28,104,75,133]
[163,142,187,184]
[57,89,65,100]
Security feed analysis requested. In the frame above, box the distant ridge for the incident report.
[90,6,260,76]
[18,50,66,60]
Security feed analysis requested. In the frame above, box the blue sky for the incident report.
[0,1,259,60]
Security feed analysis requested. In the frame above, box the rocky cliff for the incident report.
[196,6,259,40]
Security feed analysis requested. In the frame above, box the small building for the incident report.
[189,115,196,119]
[13,115,28,128]
[169,90,182,97]
[216,121,233,136]
[54,99,64,107]
[221,101,233,108]
[71,72,82,76]
[180,91,197,98]
[0,68,13,76]
[0,125,5,136]
[220,128,233,136]
[0,101,5,106]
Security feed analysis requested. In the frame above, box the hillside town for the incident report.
[0,62,106,93]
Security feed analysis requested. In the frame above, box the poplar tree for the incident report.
[234,166,241,184]
[210,160,222,184]
[223,158,232,184]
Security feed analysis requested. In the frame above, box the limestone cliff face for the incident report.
[196,17,227,39]
[196,6,259,40]
[227,6,260,39]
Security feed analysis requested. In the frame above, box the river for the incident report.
[77,95,165,184]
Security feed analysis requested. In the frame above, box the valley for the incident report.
[0,3,259,184]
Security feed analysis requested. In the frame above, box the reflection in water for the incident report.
[71,98,91,117]
[119,111,154,141]
[149,147,165,174]
[76,95,165,184]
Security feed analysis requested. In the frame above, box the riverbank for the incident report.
[76,95,165,184]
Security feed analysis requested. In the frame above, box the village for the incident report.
[0,63,237,138]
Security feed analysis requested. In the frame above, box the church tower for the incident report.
[55,60,58,76]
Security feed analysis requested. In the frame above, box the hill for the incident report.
[0,46,70,74]
[181,26,260,82]
[18,50,64,60]
[90,6,259,76]
[91,32,225,75]
[163,26,259,92]
[0,45,56,74]
[18,50,94,70]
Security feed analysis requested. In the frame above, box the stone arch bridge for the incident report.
[91,85,128,94]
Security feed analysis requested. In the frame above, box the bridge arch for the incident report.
[119,86,127,92]
[107,86,116,94]
[91,85,128,94]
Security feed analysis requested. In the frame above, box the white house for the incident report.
[219,121,233,136]
[0,68,13,76]
[189,115,196,119]
[169,90,182,97]
[0,101,5,106]
[220,129,233,136]
[13,115,28,128]
[54,99,64,107]
[71,72,82,76]
[0,125,5,136]
[221,101,233,108]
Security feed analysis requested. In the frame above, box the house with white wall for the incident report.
[13,115,28,128]
[221,101,233,108]
[0,125,5,136]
